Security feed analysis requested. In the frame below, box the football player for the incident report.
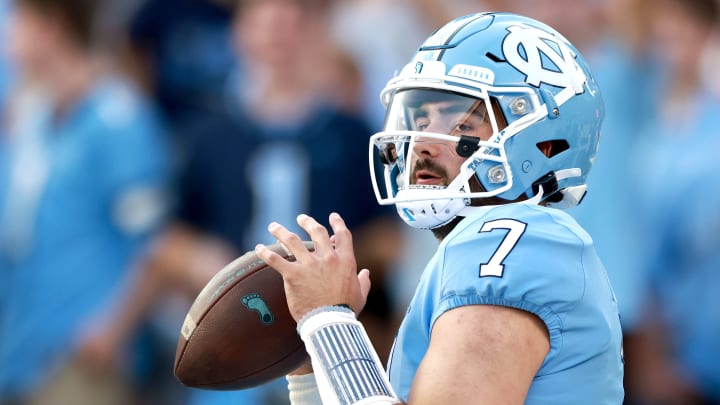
[255,12,624,404]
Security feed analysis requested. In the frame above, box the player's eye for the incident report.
[454,122,475,133]
[414,119,430,131]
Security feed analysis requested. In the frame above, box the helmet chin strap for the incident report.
[525,184,546,205]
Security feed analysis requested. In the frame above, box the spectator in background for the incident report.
[624,0,720,403]
[0,0,169,402]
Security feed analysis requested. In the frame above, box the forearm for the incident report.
[288,373,407,405]
[288,305,400,405]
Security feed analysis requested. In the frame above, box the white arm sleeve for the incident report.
[297,306,400,405]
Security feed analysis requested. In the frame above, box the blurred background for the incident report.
[0,0,719,404]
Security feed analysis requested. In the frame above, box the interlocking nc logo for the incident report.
[502,25,587,92]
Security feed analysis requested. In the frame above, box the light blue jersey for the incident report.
[388,203,624,404]
[0,77,168,399]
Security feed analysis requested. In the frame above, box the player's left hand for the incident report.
[255,212,371,323]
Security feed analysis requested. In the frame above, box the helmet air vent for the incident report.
[537,139,569,158]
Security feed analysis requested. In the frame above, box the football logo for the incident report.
[242,293,274,325]
[502,24,587,92]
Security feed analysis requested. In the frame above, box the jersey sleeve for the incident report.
[431,205,587,353]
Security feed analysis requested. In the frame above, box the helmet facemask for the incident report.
[369,86,545,229]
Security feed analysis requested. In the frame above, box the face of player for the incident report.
[409,99,496,187]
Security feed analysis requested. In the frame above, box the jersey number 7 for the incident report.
[478,219,527,277]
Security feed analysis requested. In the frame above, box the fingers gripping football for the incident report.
[255,213,371,322]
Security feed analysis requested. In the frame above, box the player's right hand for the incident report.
[255,213,372,323]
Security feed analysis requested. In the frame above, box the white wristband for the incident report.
[298,306,399,405]
[287,373,322,405]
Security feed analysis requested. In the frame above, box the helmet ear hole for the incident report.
[537,139,569,158]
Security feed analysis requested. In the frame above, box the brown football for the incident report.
[174,242,310,390]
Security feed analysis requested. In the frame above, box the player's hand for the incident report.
[255,212,371,323]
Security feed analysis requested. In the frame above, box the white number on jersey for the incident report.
[478,219,527,277]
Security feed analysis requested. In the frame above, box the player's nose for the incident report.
[416,130,460,157]
[413,137,443,158]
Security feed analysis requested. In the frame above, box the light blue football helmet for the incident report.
[369,12,604,229]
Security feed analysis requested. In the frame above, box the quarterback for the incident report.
[255,12,624,404]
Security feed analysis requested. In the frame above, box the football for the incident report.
[174,242,311,390]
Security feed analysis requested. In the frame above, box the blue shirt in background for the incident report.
[0,76,169,399]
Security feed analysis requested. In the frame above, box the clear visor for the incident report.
[383,88,500,136]
[370,89,510,204]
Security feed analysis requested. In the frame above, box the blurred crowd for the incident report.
[0,0,719,404]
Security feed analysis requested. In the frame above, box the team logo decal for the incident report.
[242,293,274,325]
[502,25,587,91]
